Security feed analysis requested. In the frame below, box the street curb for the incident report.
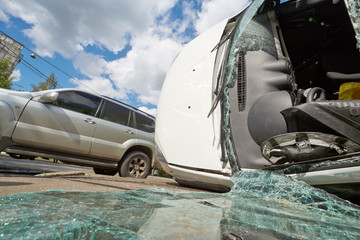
[35,171,87,177]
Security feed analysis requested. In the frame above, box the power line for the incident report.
[1,40,46,79]
[13,82,30,91]
[26,49,98,94]
[0,40,63,88]
[20,59,48,80]
[0,29,98,94]
[23,45,74,79]
[0,41,46,80]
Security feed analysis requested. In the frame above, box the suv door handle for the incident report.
[125,129,135,135]
[84,118,96,124]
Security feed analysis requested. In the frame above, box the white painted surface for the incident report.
[156,19,228,171]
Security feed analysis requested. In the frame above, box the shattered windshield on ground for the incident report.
[2,1,360,239]
[1,169,360,240]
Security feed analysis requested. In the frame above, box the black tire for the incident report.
[93,167,117,176]
[119,151,151,178]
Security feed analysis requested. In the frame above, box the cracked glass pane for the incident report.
[233,14,277,59]
[345,0,360,49]
[1,170,359,239]
[220,0,266,171]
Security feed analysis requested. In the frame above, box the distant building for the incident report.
[0,32,23,74]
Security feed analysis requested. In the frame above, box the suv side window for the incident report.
[102,101,131,126]
[135,112,155,133]
[54,91,101,116]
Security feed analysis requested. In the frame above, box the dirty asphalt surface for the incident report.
[0,173,204,196]
[0,155,94,174]
[0,156,206,196]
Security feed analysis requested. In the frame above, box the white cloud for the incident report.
[73,52,107,78]
[157,1,198,43]
[138,106,157,117]
[70,29,182,106]
[0,0,182,107]
[195,0,251,34]
[0,0,178,58]
[10,69,21,82]
[0,9,9,23]
[70,77,123,99]
[105,30,182,105]
[0,0,253,108]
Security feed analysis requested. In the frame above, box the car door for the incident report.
[12,90,102,155]
[90,100,138,160]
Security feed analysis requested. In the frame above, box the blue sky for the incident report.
[0,0,250,115]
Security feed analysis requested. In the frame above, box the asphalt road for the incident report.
[0,155,93,174]
[0,155,205,196]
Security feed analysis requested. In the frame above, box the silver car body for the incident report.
[0,88,157,176]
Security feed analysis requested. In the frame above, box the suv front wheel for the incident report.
[119,151,151,178]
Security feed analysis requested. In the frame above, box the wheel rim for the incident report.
[128,157,146,177]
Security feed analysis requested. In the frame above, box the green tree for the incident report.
[31,73,58,91]
[0,58,14,89]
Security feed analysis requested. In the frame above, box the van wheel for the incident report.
[93,168,117,176]
[119,151,151,178]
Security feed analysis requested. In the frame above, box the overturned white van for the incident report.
[155,0,360,202]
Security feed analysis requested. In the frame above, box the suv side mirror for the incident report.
[39,92,59,103]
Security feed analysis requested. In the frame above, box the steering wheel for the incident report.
[306,87,327,102]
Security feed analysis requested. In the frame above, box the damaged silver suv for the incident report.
[0,88,156,178]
